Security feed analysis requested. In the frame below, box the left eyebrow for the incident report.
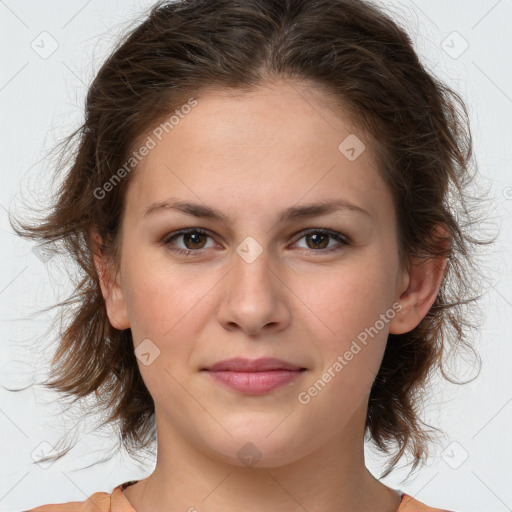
[143,197,371,223]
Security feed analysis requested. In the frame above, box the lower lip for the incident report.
[205,370,305,395]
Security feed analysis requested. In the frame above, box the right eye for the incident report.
[162,228,217,256]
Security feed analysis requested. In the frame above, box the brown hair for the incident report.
[9,0,491,479]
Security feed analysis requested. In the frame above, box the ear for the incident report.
[91,230,130,330]
[389,227,450,335]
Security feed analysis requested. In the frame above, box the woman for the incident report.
[13,0,487,510]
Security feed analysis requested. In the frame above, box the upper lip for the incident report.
[203,357,305,372]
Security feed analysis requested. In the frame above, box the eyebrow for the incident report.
[143,197,371,223]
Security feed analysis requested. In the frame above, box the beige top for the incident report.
[26,480,455,511]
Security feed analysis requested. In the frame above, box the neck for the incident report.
[123,401,401,512]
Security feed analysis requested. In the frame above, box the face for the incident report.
[97,80,419,468]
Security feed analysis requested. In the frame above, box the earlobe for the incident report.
[389,254,448,335]
[389,225,450,335]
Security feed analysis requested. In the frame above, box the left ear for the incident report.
[389,226,450,335]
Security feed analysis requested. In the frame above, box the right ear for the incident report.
[91,230,130,330]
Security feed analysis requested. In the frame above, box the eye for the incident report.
[292,228,350,253]
[162,228,216,256]
[162,227,350,257]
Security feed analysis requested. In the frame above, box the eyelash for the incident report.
[161,227,350,257]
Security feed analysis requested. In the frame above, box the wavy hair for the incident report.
[9,0,491,479]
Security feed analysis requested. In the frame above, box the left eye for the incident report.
[293,228,349,251]
[162,228,349,255]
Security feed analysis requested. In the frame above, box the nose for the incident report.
[216,244,291,336]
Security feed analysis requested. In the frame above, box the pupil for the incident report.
[308,233,328,249]
[182,232,330,250]
[186,233,204,248]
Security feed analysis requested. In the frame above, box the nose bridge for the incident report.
[217,235,289,334]
[231,235,275,301]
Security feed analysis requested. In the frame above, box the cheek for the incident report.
[122,246,209,337]
[122,255,220,380]
[123,265,210,402]
[298,274,392,420]
[303,265,394,343]
[299,255,397,400]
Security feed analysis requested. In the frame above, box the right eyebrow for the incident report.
[143,197,371,223]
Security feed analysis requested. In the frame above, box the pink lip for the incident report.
[202,357,307,395]
[204,357,304,372]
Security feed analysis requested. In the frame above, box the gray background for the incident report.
[1,1,511,511]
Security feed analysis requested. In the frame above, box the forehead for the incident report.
[124,81,393,227]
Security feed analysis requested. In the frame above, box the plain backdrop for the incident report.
[1,1,511,511]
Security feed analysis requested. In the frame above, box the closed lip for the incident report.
[202,357,306,372]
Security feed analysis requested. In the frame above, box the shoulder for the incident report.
[24,482,137,512]
[399,493,455,512]
[24,491,112,512]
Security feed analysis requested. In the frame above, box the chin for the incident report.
[197,419,311,468]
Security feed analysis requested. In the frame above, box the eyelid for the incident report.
[292,227,351,246]
[162,227,217,249]
[162,226,351,255]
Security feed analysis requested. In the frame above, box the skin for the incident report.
[94,80,447,512]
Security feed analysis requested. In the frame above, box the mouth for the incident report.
[201,357,307,395]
